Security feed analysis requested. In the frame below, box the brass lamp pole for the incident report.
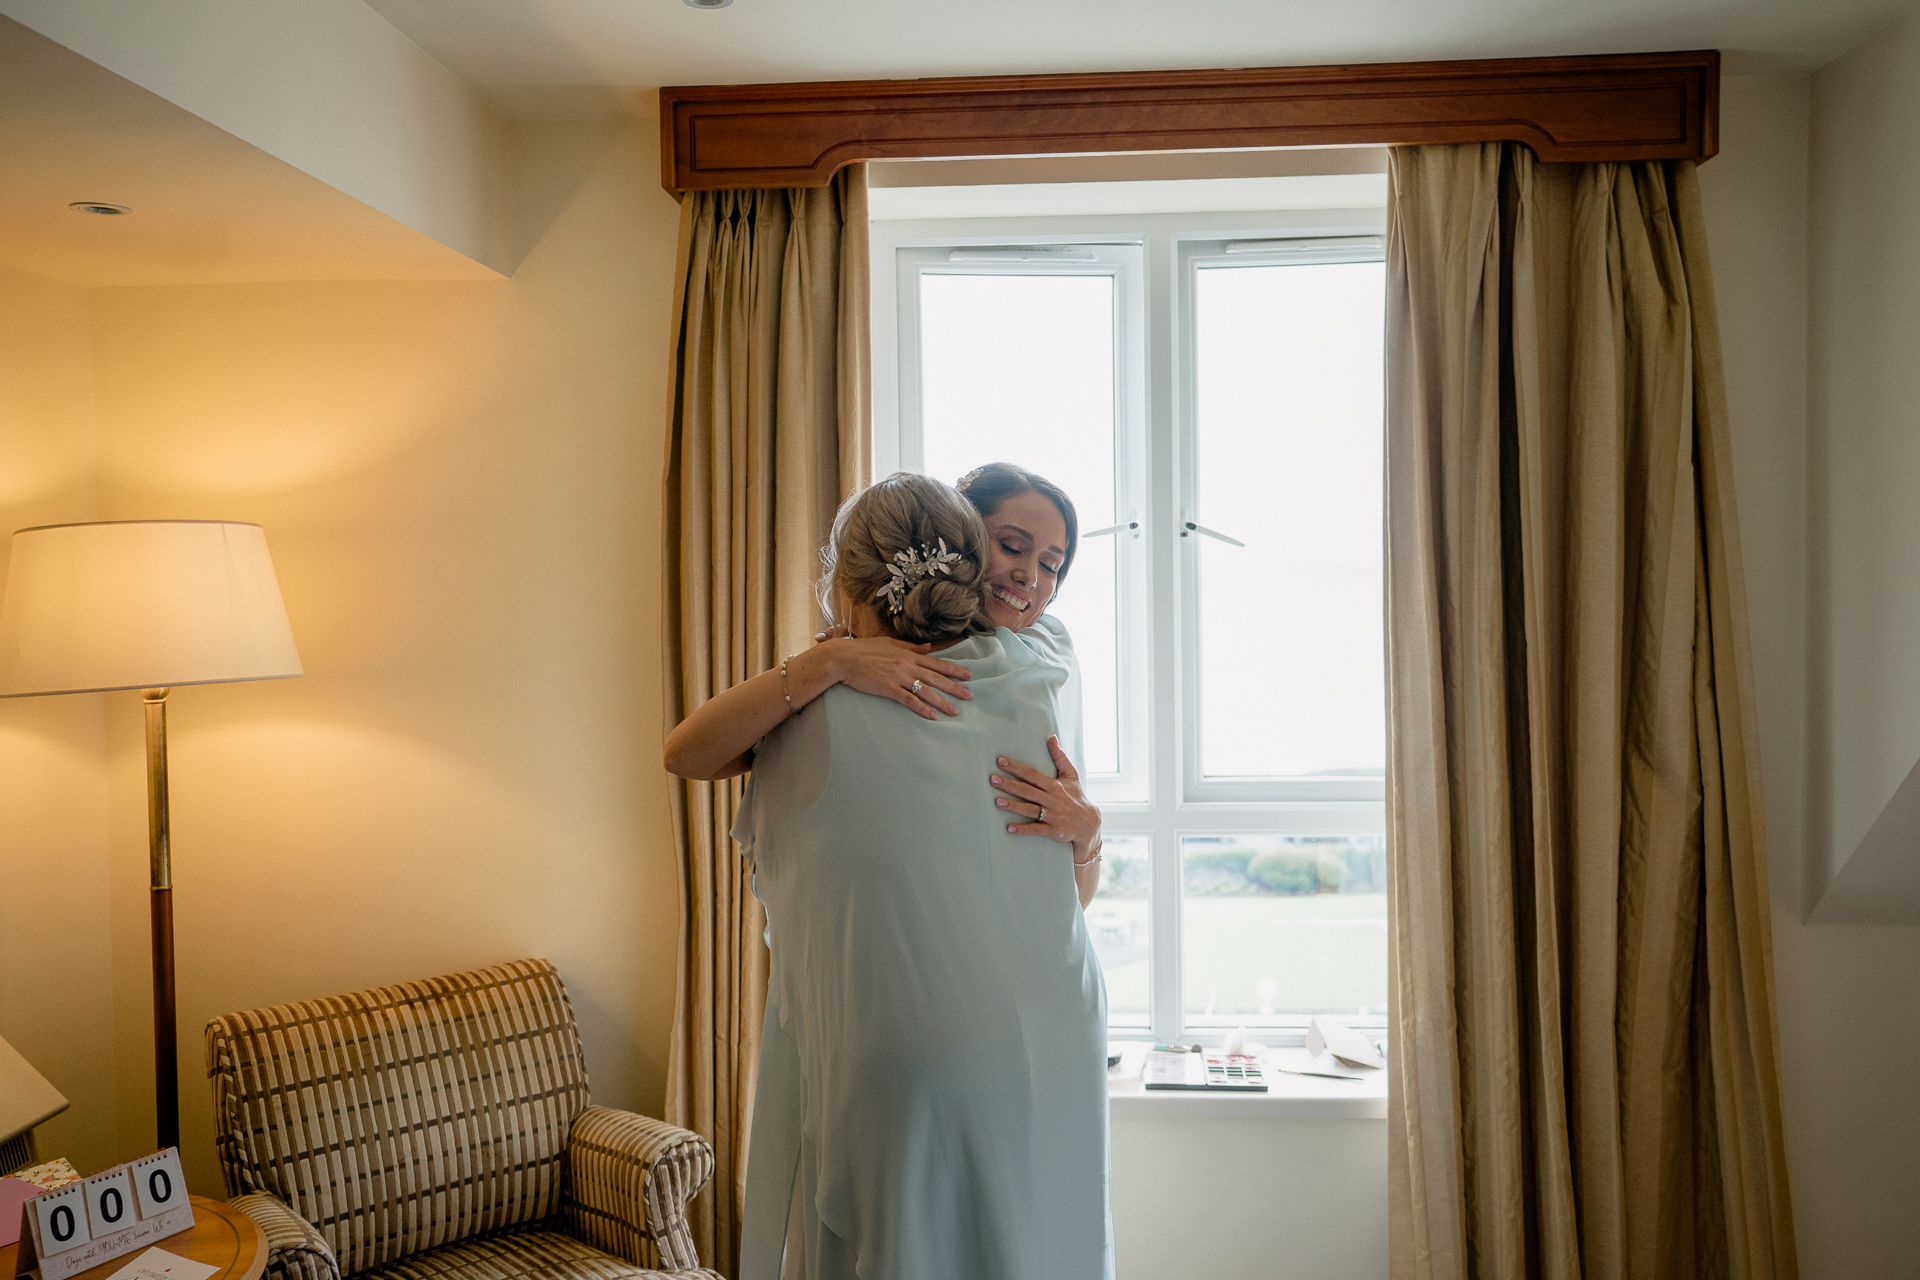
[144,687,178,1147]
[0,520,301,1151]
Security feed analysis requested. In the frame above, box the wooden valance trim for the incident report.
[659,50,1717,193]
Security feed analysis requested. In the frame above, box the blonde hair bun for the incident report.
[818,473,990,645]
[899,574,982,642]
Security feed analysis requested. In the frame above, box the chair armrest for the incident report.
[229,1193,341,1280]
[565,1105,719,1276]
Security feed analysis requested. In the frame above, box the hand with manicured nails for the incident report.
[990,735,1104,907]
[828,634,974,719]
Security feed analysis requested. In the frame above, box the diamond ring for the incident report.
[911,679,922,694]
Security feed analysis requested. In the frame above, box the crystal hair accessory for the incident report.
[875,539,963,615]
[956,466,986,493]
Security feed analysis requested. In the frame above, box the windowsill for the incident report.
[1106,1043,1388,1120]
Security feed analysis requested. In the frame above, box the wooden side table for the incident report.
[3,1196,263,1280]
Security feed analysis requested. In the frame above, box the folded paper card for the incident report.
[0,1179,38,1249]
[1304,1016,1387,1069]
[101,1246,220,1280]
[1268,1047,1379,1081]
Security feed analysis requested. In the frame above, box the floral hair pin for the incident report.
[875,539,963,615]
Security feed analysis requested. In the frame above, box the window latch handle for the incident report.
[1083,510,1142,539]
[1180,510,1245,547]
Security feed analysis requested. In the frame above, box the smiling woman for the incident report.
[957,462,1080,629]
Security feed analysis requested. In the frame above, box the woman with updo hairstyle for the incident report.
[813,470,990,645]
[666,472,1113,1280]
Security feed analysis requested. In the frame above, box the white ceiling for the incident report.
[364,0,1909,119]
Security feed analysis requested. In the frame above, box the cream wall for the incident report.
[1809,2,1920,895]
[1698,73,1920,1278]
[0,117,686,1193]
[0,262,114,1175]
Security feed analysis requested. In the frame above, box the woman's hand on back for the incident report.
[991,736,1104,907]
[821,634,974,720]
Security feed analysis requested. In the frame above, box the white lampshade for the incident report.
[0,520,302,697]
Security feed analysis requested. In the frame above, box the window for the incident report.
[877,209,1387,1045]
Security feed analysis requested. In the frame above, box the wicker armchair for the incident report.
[205,959,719,1280]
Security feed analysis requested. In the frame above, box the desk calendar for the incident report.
[12,1150,192,1280]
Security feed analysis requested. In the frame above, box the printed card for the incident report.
[101,1247,220,1280]
[9,1159,81,1193]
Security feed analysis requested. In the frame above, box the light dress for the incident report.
[732,616,1112,1280]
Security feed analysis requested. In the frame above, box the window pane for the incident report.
[1085,834,1150,1025]
[918,271,1120,773]
[1193,261,1385,779]
[1180,835,1386,1021]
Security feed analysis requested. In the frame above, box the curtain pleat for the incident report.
[1385,143,1797,1280]
[662,167,870,1276]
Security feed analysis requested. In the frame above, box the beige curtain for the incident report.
[1384,143,1798,1280]
[661,167,870,1276]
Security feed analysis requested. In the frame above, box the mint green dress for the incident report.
[733,617,1111,1280]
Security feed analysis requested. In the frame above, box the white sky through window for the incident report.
[919,272,1121,774]
[1194,261,1386,778]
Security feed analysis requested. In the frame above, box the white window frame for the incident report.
[873,208,1390,1046]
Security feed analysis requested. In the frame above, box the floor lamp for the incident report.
[0,520,302,1150]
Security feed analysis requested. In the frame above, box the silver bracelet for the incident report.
[1073,846,1103,869]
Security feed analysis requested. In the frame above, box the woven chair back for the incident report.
[206,958,593,1277]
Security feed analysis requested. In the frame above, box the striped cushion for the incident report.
[207,960,594,1277]
[356,1230,723,1280]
